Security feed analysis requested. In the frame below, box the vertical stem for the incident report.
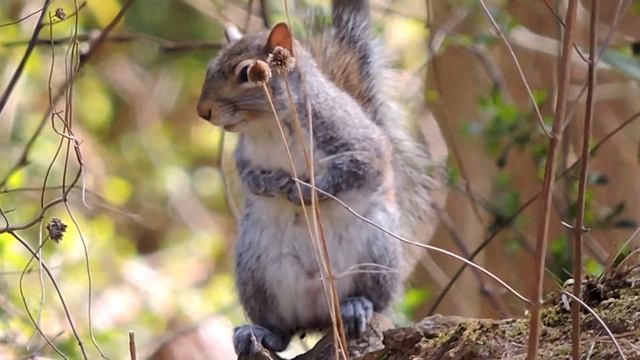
[571,1,598,359]
[0,0,53,115]
[526,0,579,359]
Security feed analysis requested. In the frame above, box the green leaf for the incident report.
[585,258,604,277]
[398,287,431,318]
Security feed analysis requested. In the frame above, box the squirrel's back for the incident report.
[308,0,446,276]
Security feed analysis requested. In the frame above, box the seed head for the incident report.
[54,8,66,21]
[268,46,296,73]
[248,59,272,84]
[47,218,67,243]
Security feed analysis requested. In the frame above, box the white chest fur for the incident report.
[248,195,375,329]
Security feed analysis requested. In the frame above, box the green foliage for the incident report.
[549,236,572,282]
[396,287,431,320]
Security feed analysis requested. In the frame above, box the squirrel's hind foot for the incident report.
[233,324,290,356]
[341,296,374,338]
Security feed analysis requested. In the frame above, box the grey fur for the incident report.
[197,0,440,356]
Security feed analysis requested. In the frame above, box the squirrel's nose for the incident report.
[197,99,214,120]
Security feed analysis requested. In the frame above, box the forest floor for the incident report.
[285,265,640,359]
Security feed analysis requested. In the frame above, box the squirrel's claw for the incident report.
[233,324,290,356]
[341,296,374,338]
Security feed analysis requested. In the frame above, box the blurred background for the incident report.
[0,0,638,358]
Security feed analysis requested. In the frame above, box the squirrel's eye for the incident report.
[234,59,257,86]
[237,65,250,83]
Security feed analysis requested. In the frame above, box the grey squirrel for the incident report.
[196,0,441,356]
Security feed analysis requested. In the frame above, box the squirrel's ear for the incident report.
[266,23,293,53]
[224,23,243,43]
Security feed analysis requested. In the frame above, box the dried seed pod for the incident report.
[54,8,66,20]
[268,46,296,73]
[248,59,272,84]
[47,218,67,243]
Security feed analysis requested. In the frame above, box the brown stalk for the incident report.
[426,0,487,230]
[562,291,626,359]
[282,76,349,358]
[278,1,348,355]
[2,32,223,53]
[430,109,640,315]
[0,0,53,114]
[260,82,348,358]
[0,0,136,190]
[129,331,138,360]
[478,0,550,138]
[293,178,530,305]
[10,231,87,358]
[527,0,579,358]
[571,1,599,358]
[18,235,67,358]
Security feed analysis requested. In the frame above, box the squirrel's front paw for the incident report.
[243,168,293,197]
[233,324,290,356]
[286,178,328,205]
[341,296,374,338]
[286,182,312,205]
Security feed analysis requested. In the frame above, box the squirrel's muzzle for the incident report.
[197,98,214,121]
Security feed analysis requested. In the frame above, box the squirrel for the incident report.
[196,0,442,356]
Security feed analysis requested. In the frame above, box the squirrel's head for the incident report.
[197,23,297,133]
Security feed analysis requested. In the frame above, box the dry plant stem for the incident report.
[260,83,348,358]
[67,203,109,359]
[610,226,640,271]
[294,179,530,305]
[561,291,627,360]
[572,1,599,359]
[429,110,640,315]
[437,209,511,316]
[2,32,223,53]
[426,1,486,229]
[527,0,579,358]
[9,231,88,359]
[18,236,68,359]
[282,75,349,357]
[0,0,52,115]
[129,331,137,360]
[0,6,44,28]
[298,68,349,357]
[478,0,550,138]
[0,0,137,190]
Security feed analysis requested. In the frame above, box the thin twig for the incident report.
[478,0,550,138]
[0,5,44,28]
[41,2,87,26]
[283,72,349,357]
[437,208,512,316]
[9,231,87,359]
[129,331,137,360]
[561,291,627,360]
[260,79,348,358]
[426,0,487,230]
[527,1,579,358]
[1,32,223,52]
[293,179,530,305]
[0,0,53,114]
[0,0,136,191]
[18,235,67,359]
[429,110,640,315]
[572,1,599,358]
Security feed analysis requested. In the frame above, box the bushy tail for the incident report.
[308,0,447,279]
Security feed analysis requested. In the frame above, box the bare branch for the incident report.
[0,0,53,115]
[2,32,223,53]
[572,1,599,358]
